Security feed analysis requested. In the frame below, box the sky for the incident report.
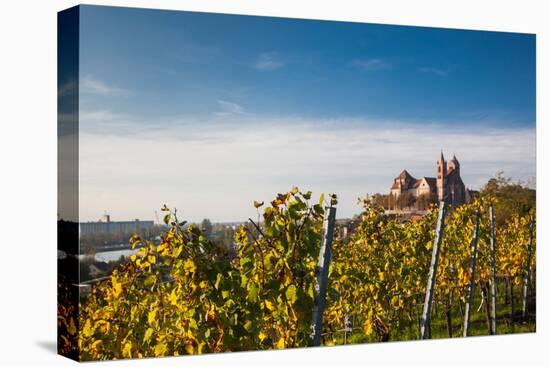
[76,5,536,223]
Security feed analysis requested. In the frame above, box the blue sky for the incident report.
[76,5,536,222]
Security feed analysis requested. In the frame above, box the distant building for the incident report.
[79,214,154,236]
[390,152,474,208]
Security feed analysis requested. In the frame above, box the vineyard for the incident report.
[58,188,536,361]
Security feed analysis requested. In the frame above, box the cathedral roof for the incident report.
[398,169,414,180]
[424,177,437,188]
[390,170,416,190]
[413,177,437,189]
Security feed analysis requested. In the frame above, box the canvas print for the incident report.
[58,5,536,361]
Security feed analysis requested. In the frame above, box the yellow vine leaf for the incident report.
[185,343,194,354]
[363,319,374,335]
[112,278,123,299]
[148,309,158,327]
[173,245,183,258]
[169,289,178,305]
[91,339,102,352]
[97,320,110,333]
[265,300,276,312]
[67,317,77,335]
[143,328,154,343]
[122,341,132,358]
[82,319,92,337]
[154,342,168,356]
[391,296,400,308]
[184,259,196,273]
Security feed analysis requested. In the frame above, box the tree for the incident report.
[396,192,415,210]
[416,192,437,211]
[371,193,390,210]
[388,194,397,210]
[201,218,213,239]
[480,172,535,225]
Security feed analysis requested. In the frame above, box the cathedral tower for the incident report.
[436,151,447,202]
[448,154,460,176]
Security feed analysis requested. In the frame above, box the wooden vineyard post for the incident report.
[309,206,337,347]
[445,291,453,338]
[489,205,497,334]
[343,314,351,344]
[420,201,447,340]
[522,217,535,318]
[463,210,481,337]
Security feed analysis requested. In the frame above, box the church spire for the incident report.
[450,153,460,167]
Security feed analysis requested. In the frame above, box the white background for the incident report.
[0,0,547,365]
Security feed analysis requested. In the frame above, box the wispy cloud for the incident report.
[80,110,125,122]
[418,67,450,77]
[176,42,220,65]
[350,58,391,71]
[215,100,244,116]
[79,114,535,222]
[81,76,128,96]
[254,52,284,71]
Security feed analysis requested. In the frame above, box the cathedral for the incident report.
[390,152,471,207]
